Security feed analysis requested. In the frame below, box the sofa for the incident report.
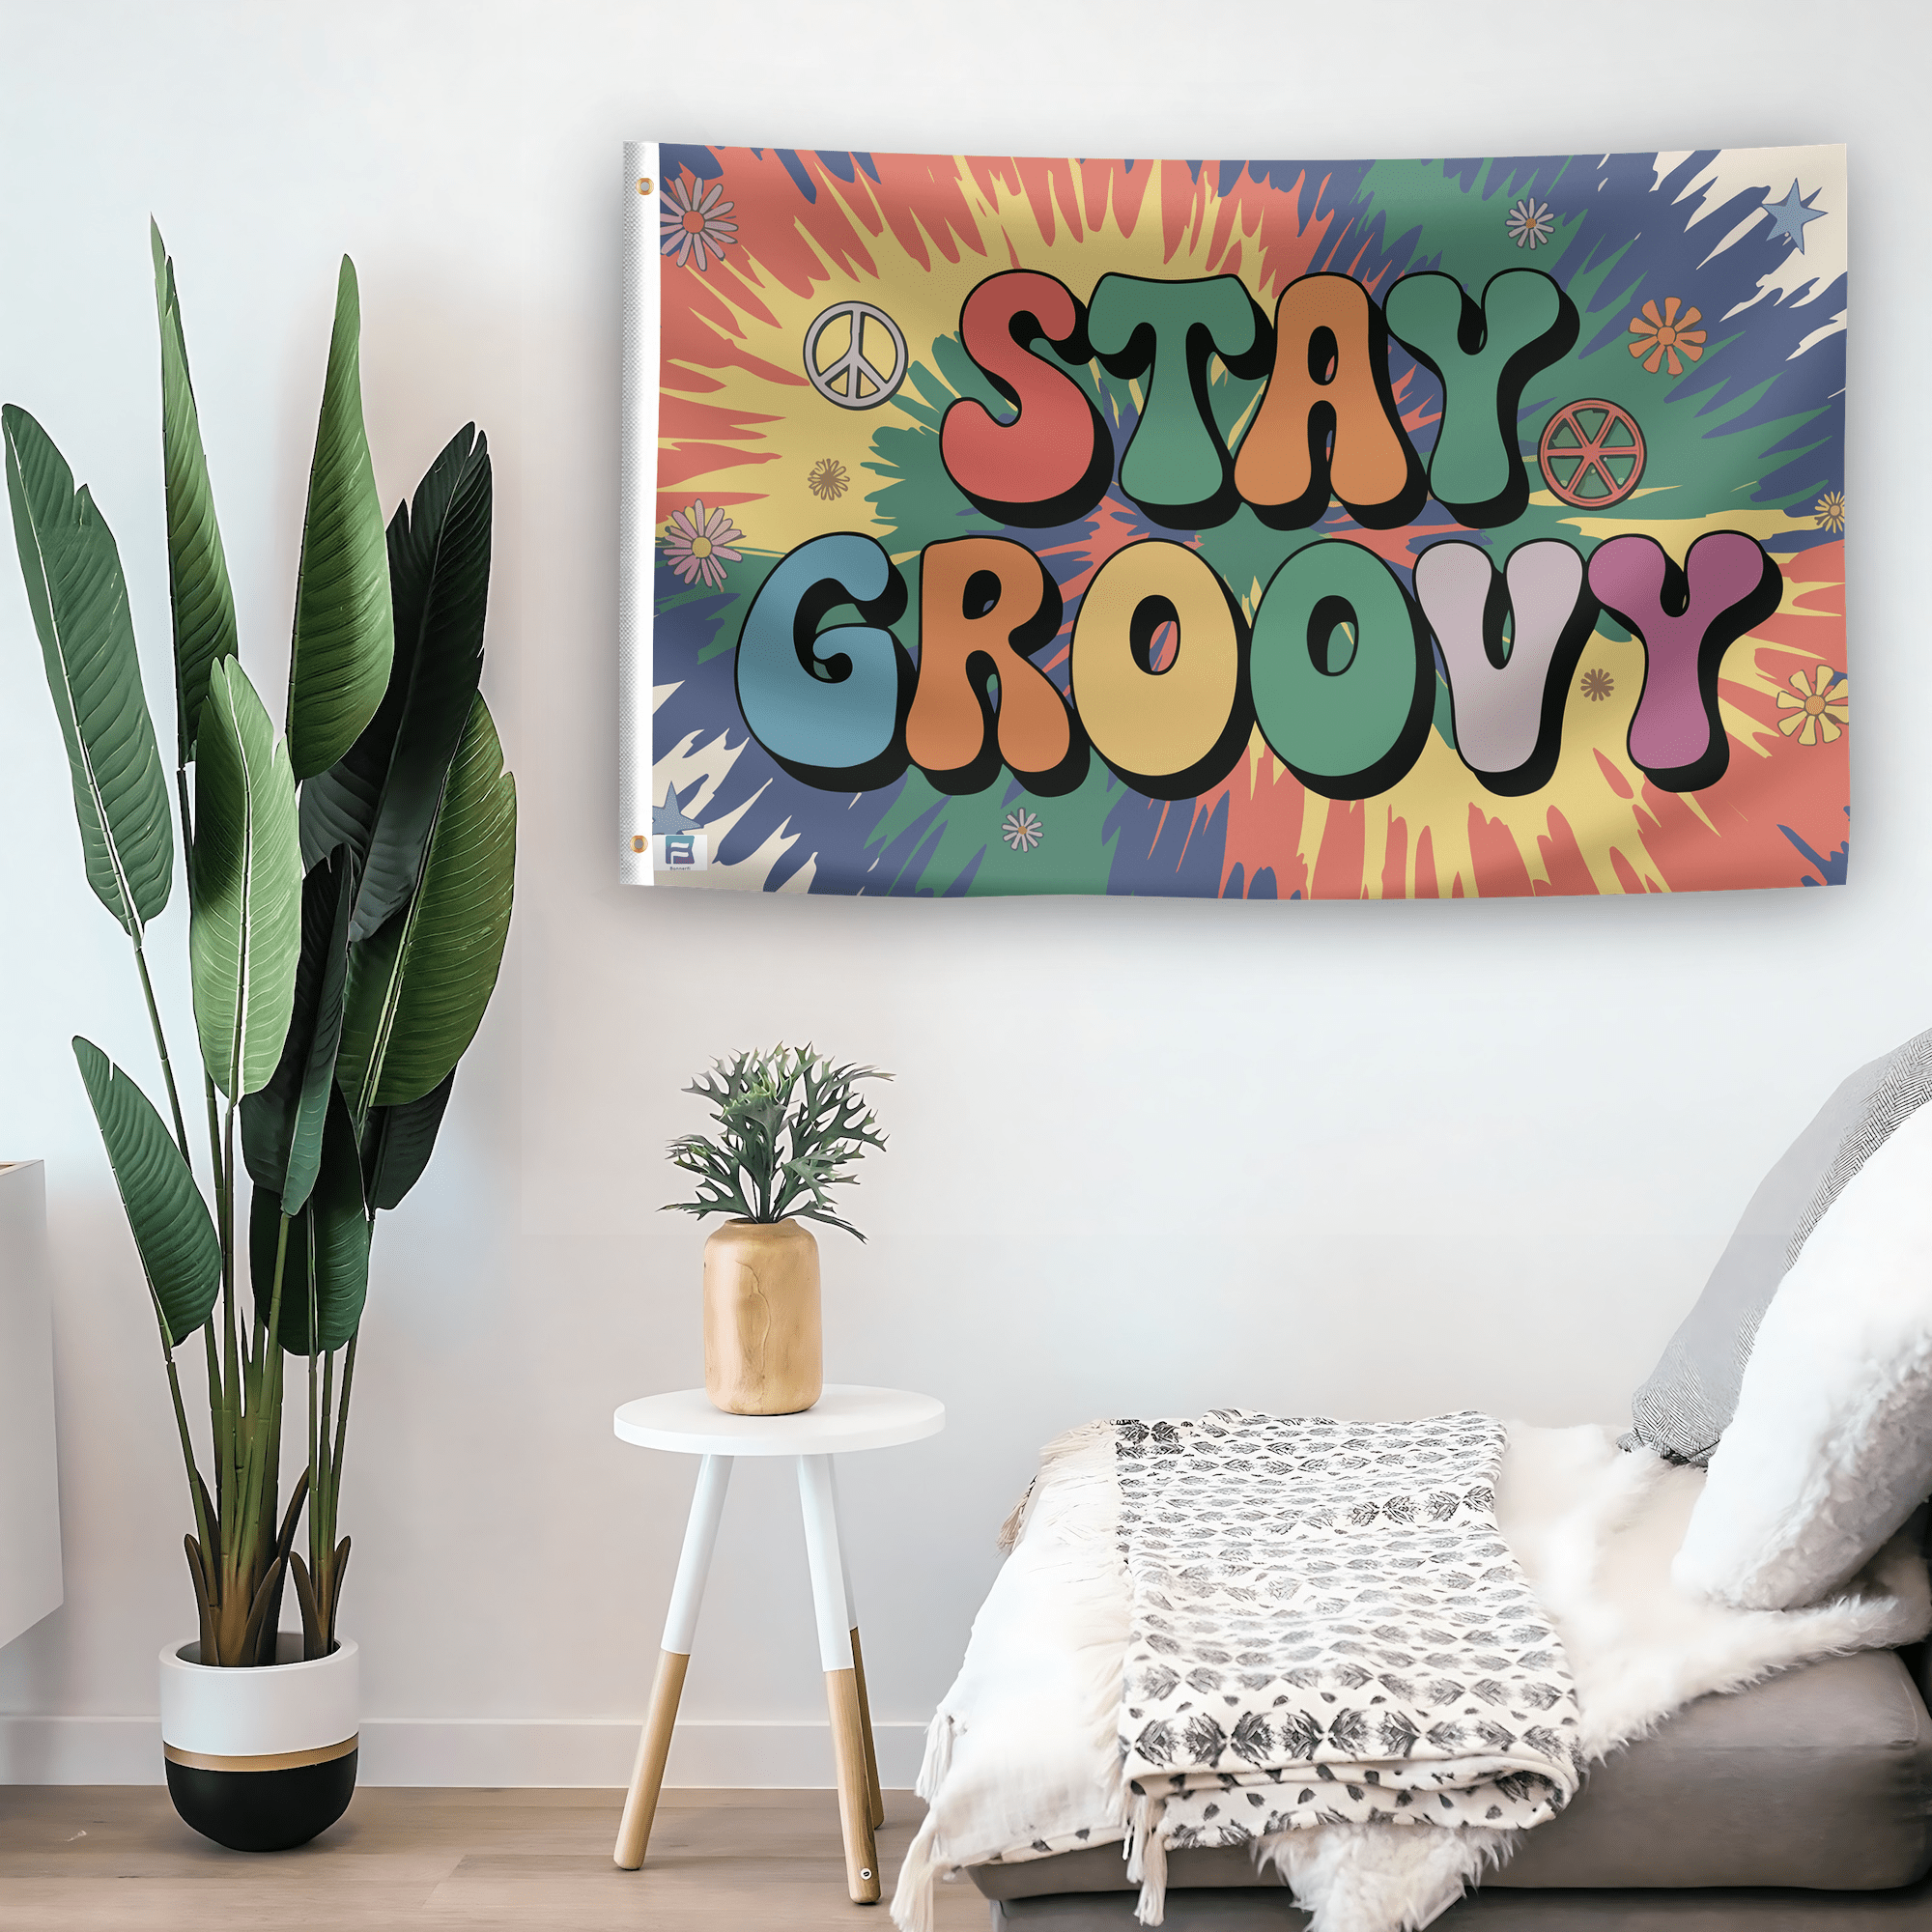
[937,1028,1932,1930]
[969,1645,1932,1925]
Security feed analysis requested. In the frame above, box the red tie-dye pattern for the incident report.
[1532,810,1599,895]
[1467,807,1536,897]
[1380,813,1409,900]
[1313,800,1369,900]
[1413,826,1439,899]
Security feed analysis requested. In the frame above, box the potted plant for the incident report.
[665,1046,890,1415]
[3,226,515,1852]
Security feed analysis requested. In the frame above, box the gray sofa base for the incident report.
[986,1871,1932,1928]
[969,1651,1932,1925]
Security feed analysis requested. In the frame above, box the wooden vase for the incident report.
[702,1218,823,1415]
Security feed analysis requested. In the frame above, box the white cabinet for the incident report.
[0,1161,62,1648]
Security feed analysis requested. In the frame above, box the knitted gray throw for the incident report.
[1114,1410,1583,1900]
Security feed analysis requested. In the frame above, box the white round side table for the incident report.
[610,1384,945,1902]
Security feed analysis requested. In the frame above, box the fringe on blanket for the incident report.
[893,1825,944,1932]
[998,1418,1115,1552]
[1124,1791,1168,1926]
[892,1715,957,1932]
[995,1484,1033,1553]
[1126,1796,1519,1932]
[914,1710,953,1804]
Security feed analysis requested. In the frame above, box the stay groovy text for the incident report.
[726,269,1783,802]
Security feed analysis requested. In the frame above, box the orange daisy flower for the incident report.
[1628,298,1707,376]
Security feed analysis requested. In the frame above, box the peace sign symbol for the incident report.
[804,300,909,410]
[1538,400,1646,508]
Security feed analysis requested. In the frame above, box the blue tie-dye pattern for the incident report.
[773,150,817,203]
[1104,791,1231,898]
[1782,811,1851,887]
[1215,858,1282,901]
[660,144,722,185]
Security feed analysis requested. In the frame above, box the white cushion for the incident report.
[1674,1099,1932,1610]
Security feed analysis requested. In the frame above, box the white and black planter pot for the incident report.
[159,1634,358,1852]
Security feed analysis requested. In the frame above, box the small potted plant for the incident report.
[666,1046,890,1415]
[4,229,514,1852]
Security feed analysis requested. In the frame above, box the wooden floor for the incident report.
[0,1786,990,1930]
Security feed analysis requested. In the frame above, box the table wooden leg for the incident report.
[826,1662,879,1899]
[614,1650,687,1868]
[614,1454,733,1870]
[849,1625,885,1832]
[827,1461,885,1830]
[798,1454,881,1904]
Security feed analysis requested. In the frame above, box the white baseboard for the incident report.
[0,1715,928,1788]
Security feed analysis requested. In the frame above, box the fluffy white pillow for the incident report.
[1673,1097,1932,1610]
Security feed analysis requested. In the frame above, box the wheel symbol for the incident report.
[1539,400,1646,508]
[804,300,908,411]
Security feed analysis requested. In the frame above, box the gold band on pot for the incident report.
[163,1735,357,1774]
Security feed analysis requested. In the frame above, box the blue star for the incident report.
[653,782,704,836]
[1762,181,1826,253]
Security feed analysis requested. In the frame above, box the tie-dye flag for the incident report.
[619,143,1846,899]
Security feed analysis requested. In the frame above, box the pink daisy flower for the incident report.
[660,176,739,271]
[663,501,744,590]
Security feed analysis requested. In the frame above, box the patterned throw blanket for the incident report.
[895,1417,1928,1932]
[1115,1411,1583,1913]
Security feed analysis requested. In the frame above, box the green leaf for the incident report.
[3,405,174,936]
[300,425,491,944]
[241,847,355,1213]
[360,1068,455,1212]
[73,1037,219,1348]
[189,658,302,1098]
[664,1044,890,1238]
[151,222,238,765]
[250,1087,369,1354]
[338,694,515,1114]
[287,257,393,781]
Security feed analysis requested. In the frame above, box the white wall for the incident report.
[0,0,1922,1786]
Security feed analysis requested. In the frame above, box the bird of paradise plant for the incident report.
[3,227,515,1665]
